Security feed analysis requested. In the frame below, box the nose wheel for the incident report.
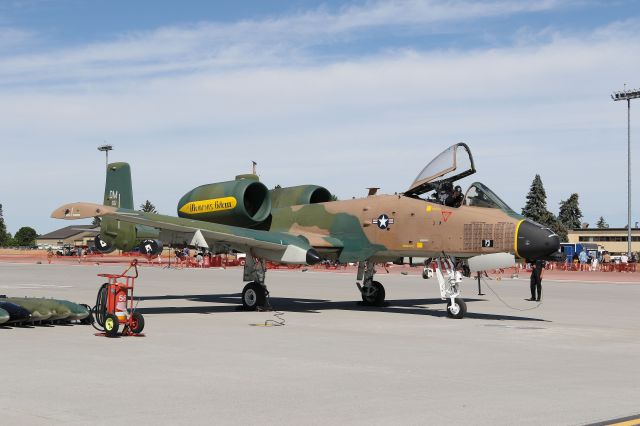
[446,298,467,319]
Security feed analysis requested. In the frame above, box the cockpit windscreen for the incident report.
[464,182,518,215]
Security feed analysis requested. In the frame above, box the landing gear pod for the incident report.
[94,235,115,254]
[139,239,163,256]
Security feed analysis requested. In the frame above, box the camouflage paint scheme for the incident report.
[52,145,558,265]
[53,183,526,264]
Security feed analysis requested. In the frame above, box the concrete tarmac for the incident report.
[1,263,639,425]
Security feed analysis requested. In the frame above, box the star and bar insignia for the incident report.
[373,214,394,229]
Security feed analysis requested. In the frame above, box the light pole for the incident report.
[612,88,640,257]
[97,144,113,169]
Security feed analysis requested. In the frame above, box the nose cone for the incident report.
[516,220,561,260]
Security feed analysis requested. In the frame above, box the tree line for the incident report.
[521,174,609,241]
[0,204,38,247]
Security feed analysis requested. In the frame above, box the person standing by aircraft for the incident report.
[527,259,544,301]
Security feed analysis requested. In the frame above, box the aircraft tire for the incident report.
[130,312,145,334]
[446,298,467,319]
[361,281,385,306]
[242,282,265,311]
[104,313,119,337]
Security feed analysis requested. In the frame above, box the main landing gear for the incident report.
[355,257,467,318]
[240,256,269,311]
[356,261,386,306]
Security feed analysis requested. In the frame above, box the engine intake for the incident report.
[177,178,271,227]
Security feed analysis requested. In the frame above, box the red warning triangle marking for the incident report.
[441,210,452,222]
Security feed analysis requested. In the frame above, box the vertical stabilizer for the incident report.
[104,162,134,209]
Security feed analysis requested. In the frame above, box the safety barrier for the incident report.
[547,261,637,273]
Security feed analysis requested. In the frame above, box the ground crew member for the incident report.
[527,259,544,302]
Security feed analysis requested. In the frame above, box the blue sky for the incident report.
[0,0,639,234]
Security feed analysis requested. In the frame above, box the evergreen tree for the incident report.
[550,219,568,242]
[596,216,609,228]
[558,193,582,230]
[521,175,566,240]
[329,193,339,201]
[522,175,554,226]
[13,227,37,246]
[0,204,8,246]
[92,217,102,226]
[139,200,158,213]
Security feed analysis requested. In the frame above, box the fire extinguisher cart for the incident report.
[93,259,145,337]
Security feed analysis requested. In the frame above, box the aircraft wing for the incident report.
[51,202,322,265]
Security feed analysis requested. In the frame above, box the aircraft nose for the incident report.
[516,220,561,260]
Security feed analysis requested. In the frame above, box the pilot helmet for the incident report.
[442,181,453,191]
[454,185,462,193]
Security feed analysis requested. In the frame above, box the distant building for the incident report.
[36,225,99,248]
[567,228,640,254]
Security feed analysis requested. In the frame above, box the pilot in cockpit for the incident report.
[438,183,464,208]
[448,185,464,208]
[437,182,453,205]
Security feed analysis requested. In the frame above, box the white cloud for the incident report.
[0,2,637,234]
[0,26,36,51]
[0,0,568,86]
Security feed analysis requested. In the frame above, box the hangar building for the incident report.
[567,227,640,254]
[36,225,99,248]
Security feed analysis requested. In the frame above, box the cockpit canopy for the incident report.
[403,143,519,216]
[404,143,475,197]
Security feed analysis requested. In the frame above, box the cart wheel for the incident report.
[130,312,145,334]
[104,313,119,337]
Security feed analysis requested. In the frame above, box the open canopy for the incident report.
[405,143,476,197]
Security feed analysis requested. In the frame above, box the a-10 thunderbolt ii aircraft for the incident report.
[52,143,560,319]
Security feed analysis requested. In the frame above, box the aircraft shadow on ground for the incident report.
[136,294,547,322]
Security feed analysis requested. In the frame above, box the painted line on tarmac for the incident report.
[0,284,73,289]
[585,414,640,426]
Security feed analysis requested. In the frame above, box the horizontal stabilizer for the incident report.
[51,203,117,220]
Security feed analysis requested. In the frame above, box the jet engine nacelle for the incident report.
[139,239,163,256]
[177,177,271,227]
[270,185,332,208]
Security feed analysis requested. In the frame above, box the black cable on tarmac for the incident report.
[481,276,542,311]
